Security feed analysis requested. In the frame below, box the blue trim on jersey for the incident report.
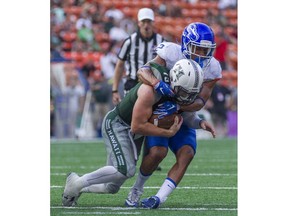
[146,124,197,155]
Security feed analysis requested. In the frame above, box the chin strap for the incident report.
[194,57,204,67]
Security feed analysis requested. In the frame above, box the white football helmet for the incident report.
[170,59,204,105]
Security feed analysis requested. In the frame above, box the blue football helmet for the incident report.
[181,22,216,67]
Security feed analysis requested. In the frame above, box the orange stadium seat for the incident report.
[122,7,138,19]
[100,42,111,50]
[229,18,237,26]
[183,17,194,25]
[173,17,185,27]
[81,52,103,63]
[150,0,163,8]
[94,61,101,70]
[182,9,190,17]
[198,9,208,18]
[70,52,84,62]
[229,56,237,71]
[91,52,102,62]
[100,0,114,9]
[81,52,90,61]
[224,27,236,36]
[220,71,238,87]
[223,9,237,19]
[175,1,189,9]
[62,51,72,60]
[198,1,209,10]
[95,32,110,43]
[62,52,84,68]
[154,17,165,26]
[61,42,72,51]
[61,32,77,42]
[63,6,83,17]
[163,17,173,25]
[139,1,153,8]
[208,1,218,9]
[182,9,207,19]
[126,0,152,8]
[200,1,218,10]
[228,44,237,54]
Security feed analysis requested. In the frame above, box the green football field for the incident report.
[50,138,237,216]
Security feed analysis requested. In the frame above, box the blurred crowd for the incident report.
[50,0,237,139]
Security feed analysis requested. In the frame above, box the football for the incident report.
[148,113,182,129]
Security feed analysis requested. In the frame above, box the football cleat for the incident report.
[62,172,82,207]
[141,195,160,209]
[125,187,143,207]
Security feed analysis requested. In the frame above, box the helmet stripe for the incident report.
[190,61,200,89]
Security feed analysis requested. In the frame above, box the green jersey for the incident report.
[114,62,170,125]
[114,82,141,125]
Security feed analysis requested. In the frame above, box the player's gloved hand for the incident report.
[154,81,175,98]
[153,101,180,119]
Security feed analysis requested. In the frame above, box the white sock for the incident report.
[77,166,126,190]
[133,169,151,191]
[155,178,177,203]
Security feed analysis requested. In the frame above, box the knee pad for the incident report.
[105,171,128,194]
[105,183,121,194]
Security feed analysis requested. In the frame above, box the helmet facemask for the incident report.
[173,86,200,105]
[185,41,216,68]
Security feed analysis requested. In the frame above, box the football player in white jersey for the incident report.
[125,22,222,209]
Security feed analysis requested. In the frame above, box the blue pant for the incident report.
[146,124,197,155]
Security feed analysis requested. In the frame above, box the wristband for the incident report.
[196,96,206,105]
[153,80,160,88]
[112,90,118,93]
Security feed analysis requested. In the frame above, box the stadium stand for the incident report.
[50,0,237,139]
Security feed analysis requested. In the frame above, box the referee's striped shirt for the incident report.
[117,31,165,80]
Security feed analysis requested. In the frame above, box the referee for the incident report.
[112,8,166,104]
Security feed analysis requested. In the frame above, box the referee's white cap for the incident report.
[138,8,154,21]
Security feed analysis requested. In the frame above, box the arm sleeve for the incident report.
[181,111,202,129]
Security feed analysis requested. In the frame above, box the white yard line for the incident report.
[62,212,141,215]
[51,185,237,190]
[52,206,237,211]
[50,172,237,176]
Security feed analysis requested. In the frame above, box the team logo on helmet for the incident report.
[187,24,199,41]
[173,63,185,80]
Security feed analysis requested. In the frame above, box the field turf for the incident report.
[51,138,237,216]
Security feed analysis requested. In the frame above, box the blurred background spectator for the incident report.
[205,82,232,137]
[218,0,237,10]
[90,43,118,137]
[65,72,85,138]
[50,0,238,140]
[50,57,85,139]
